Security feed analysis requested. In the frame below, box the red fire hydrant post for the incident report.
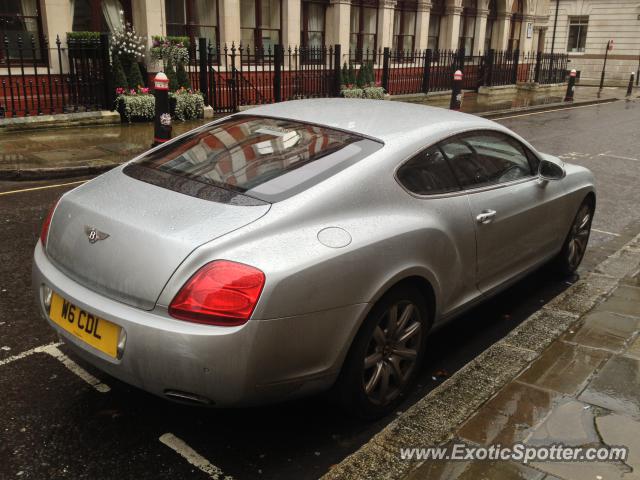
[564,69,577,102]
[152,72,171,147]
[450,70,463,111]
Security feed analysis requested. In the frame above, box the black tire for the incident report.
[333,284,429,419]
[552,198,594,276]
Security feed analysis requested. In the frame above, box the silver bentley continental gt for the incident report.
[33,99,595,418]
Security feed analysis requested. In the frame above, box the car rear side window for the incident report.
[124,115,383,203]
[440,131,534,188]
[397,147,460,195]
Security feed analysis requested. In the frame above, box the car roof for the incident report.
[244,98,499,144]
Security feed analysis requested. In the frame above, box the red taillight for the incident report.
[169,260,265,326]
[40,200,59,248]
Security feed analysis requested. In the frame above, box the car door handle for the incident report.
[476,209,497,224]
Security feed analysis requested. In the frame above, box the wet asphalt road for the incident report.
[1,99,639,480]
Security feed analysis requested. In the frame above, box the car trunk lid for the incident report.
[46,169,270,310]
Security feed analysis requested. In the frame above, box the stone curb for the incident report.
[0,97,622,181]
[321,233,640,480]
[0,163,121,181]
[0,110,120,133]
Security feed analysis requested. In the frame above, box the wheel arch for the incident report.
[332,270,439,384]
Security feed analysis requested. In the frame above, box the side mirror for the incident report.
[538,159,565,181]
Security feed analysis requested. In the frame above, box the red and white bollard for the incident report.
[450,70,463,110]
[153,72,171,147]
[564,69,577,102]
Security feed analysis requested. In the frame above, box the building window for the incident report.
[458,0,476,53]
[428,0,444,50]
[0,0,43,61]
[301,0,326,49]
[507,0,523,51]
[393,0,417,52]
[484,0,496,52]
[72,0,132,33]
[350,0,378,60]
[567,16,588,52]
[165,0,219,50]
[240,0,281,50]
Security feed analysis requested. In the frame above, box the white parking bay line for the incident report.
[0,341,62,366]
[597,152,639,162]
[592,228,621,237]
[159,433,232,480]
[41,345,110,393]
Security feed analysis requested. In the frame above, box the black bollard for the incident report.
[627,72,635,97]
[152,72,171,147]
[564,69,577,102]
[449,70,463,111]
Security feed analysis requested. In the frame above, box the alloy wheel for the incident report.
[362,301,422,406]
[566,204,592,270]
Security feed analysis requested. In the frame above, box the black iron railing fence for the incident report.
[0,34,569,118]
[0,34,111,118]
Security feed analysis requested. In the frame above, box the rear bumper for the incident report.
[32,243,368,406]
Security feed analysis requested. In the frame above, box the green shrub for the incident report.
[66,31,100,40]
[170,90,204,121]
[127,61,145,89]
[112,55,128,90]
[347,63,356,86]
[341,87,364,98]
[366,61,376,85]
[116,93,155,123]
[356,63,368,88]
[176,62,191,90]
[165,60,179,91]
[363,86,386,99]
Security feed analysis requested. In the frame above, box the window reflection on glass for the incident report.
[508,0,523,51]
[427,15,440,50]
[350,2,377,61]
[0,0,43,61]
[132,116,382,202]
[392,1,416,54]
[165,0,219,51]
[484,0,496,52]
[301,1,325,50]
[567,16,588,52]
[458,14,475,52]
[240,0,281,50]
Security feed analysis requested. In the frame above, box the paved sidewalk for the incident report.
[411,275,640,479]
[324,234,640,480]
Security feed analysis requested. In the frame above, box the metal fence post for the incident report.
[198,38,209,105]
[422,49,432,93]
[273,44,282,103]
[534,51,542,83]
[334,44,342,96]
[99,33,112,110]
[511,49,520,84]
[627,72,635,97]
[485,49,494,87]
[381,47,390,92]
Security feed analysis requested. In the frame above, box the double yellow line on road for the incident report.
[0,179,87,197]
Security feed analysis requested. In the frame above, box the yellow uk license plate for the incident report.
[49,292,121,358]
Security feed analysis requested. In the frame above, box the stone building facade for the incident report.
[3,0,550,66]
[544,0,640,84]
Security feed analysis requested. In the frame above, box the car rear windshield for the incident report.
[124,115,383,203]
